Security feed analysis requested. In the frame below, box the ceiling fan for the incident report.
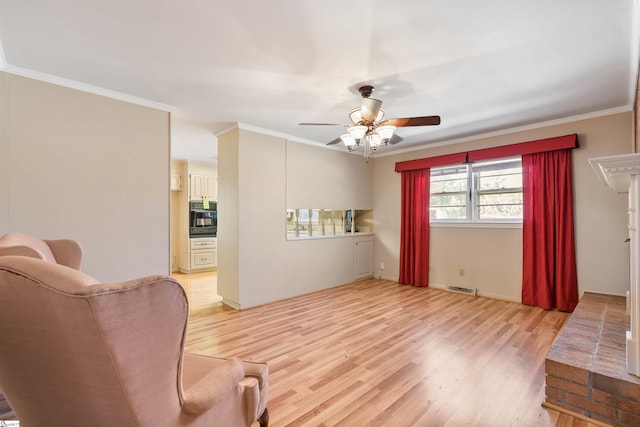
[299,85,441,158]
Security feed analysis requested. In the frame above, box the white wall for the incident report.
[218,127,373,308]
[286,141,373,208]
[373,112,633,301]
[217,128,241,305]
[0,71,171,282]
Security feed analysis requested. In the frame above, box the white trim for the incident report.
[629,0,640,107]
[375,106,632,159]
[430,222,522,229]
[0,39,6,68]
[0,63,176,113]
[222,298,241,310]
[589,152,640,193]
[216,122,350,153]
[428,283,521,303]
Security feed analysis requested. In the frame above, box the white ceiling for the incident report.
[0,1,638,162]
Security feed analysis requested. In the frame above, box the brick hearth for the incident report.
[545,292,640,426]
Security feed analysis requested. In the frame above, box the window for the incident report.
[430,158,522,223]
[285,209,372,239]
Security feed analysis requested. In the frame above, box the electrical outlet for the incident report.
[379,262,385,270]
[429,266,434,273]
[459,268,465,277]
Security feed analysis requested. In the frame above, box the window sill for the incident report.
[286,232,374,241]
[430,222,522,229]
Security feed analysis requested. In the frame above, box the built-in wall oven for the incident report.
[189,200,217,237]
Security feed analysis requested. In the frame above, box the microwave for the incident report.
[189,200,217,237]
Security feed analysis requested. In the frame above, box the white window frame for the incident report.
[430,157,523,225]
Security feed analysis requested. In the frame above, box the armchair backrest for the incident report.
[0,232,83,270]
[0,256,189,426]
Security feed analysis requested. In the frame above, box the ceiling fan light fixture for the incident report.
[367,132,382,147]
[348,107,385,124]
[347,125,367,140]
[340,133,356,149]
[376,125,396,143]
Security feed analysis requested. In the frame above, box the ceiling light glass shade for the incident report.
[348,107,385,124]
[376,125,396,141]
[368,132,382,147]
[340,133,356,148]
[347,125,367,140]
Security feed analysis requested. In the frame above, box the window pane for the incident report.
[321,209,334,236]
[477,170,522,191]
[477,192,523,220]
[334,210,345,234]
[430,193,467,207]
[297,209,309,237]
[430,165,469,221]
[478,204,523,219]
[286,209,297,238]
[430,206,467,220]
[431,173,468,193]
[310,209,322,236]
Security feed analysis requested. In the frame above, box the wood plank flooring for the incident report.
[182,277,603,427]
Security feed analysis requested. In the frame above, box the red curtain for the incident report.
[522,149,578,311]
[399,168,430,287]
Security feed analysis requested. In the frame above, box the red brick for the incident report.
[618,408,640,426]
[588,412,624,427]
[545,386,564,403]
[546,360,589,385]
[592,389,640,414]
[546,375,589,397]
[566,393,615,418]
[593,373,640,404]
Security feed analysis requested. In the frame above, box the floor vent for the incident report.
[445,285,477,296]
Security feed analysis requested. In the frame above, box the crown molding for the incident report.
[215,122,346,152]
[630,0,640,105]
[0,39,6,67]
[589,152,640,193]
[374,106,633,159]
[0,60,176,113]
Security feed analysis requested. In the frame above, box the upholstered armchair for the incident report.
[0,231,84,270]
[0,256,269,427]
[0,231,85,421]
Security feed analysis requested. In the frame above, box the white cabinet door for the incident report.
[189,237,217,271]
[205,175,217,200]
[170,174,182,191]
[190,174,217,201]
[190,174,203,200]
[190,250,216,269]
[355,239,373,279]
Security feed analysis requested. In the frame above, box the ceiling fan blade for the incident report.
[360,98,382,122]
[388,134,404,145]
[326,137,342,146]
[380,115,441,127]
[298,122,351,127]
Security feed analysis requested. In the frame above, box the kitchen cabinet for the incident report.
[170,174,182,191]
[189,237,217,271]
[355,238,373,280]
[189,173,217,201]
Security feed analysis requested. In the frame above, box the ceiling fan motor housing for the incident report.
[358,85,375,98]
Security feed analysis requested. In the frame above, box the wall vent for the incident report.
[445,285,477,296]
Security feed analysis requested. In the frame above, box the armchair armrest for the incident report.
[44,239,83,270]
[181,357,245,415]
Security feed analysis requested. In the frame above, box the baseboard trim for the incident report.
[541,401,610,427]
[222,298,241,310]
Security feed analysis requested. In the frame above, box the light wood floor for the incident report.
[176,275,601,426]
